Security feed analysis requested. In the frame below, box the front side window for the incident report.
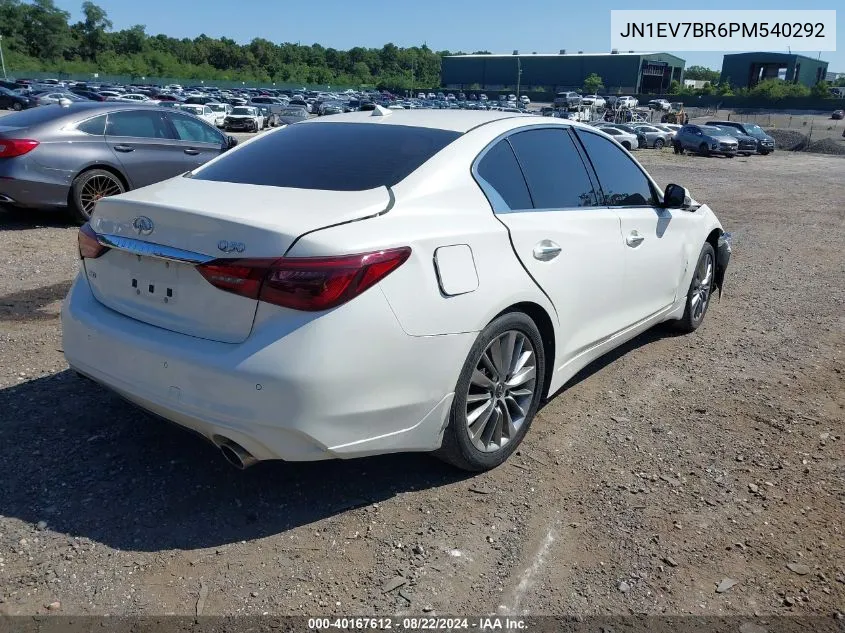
[168,113,224,144]
[576,130,656,207]
[475,140,532,212]
[106,110,173,139]
[508,128,598,209]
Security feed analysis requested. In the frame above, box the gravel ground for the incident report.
[0,149,843,620]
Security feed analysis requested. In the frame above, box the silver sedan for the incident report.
[633,124,673,149]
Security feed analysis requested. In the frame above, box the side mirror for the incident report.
[664,184,692,209]
[225,135,238,151]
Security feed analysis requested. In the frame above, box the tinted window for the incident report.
[106,110,173,139]
[475,140,532,212]
[77,115,106,135]
[576,130,656,207]
[169,113,223,144]
[192,122,460,191]
[508,129,597,209]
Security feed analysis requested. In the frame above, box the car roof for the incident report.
[299,109,533,133]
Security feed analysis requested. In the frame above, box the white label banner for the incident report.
[610,10,836,52]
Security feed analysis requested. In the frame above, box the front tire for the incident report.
[699,143,710,157]
[12,102,22,111]
[654,138,665,149]
[621,141,632,150]
[436,313,546,472]
[69,169,125,225]
[674,243,716,333]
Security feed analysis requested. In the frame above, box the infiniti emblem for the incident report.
[218,240,245,253]
[132,216,154,236]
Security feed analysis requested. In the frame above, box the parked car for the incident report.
[708,125,758,156]
[616,96,638,108]
[184,95,218,105]
[0,103,236,223]
[580,94,606,108]
[30,91,89,106]
[832,109,844,120]
[632,124,672,149]
[107,93,159,104]
[208,102,233,127]
[223,106,264,132]
[179,103,219,127]
[553,91,582,109]
[599,126,639,150]
[647,99,671,111]
[62,110,730,472]
[0,86,36,111]
[519,95,531,105]
[674,124,738,157]
[705,120,775,155]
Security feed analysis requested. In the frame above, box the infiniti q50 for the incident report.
[62,109,731,471]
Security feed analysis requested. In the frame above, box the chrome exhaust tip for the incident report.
[218,439,258,470]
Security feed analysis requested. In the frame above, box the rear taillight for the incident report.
[197,247,411,311]
[77,223,109,259]
[0,139,39,158]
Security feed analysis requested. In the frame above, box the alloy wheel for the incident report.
[79,174,123,215]
[465,330,536,453]
[690,251,713,322]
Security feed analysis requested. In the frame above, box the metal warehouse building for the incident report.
[720,53,829,89]
[440,51,686,94]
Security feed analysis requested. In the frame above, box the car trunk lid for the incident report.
[84,177,390,343]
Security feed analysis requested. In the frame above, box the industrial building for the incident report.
[720,53,829,89]
[440,51,685,94]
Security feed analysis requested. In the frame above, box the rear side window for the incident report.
[76,114,106,135]
[106,110,173,139]
[508,128,598,209]
[192,123,461,191]
[575,130,656,207]
[475,140,532,212]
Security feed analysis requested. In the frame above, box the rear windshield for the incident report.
[191,122,461,191]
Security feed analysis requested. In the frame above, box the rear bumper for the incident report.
[61,274,474,462]
[0,158,72,208]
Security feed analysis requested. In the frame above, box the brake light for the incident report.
[0,139,39,158]
[197,247,411,311]
[77,222,109,259]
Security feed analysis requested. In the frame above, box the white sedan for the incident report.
[62,109,730,472]
[581,94,606,108]
[179,103,220,127]
[106,93,160,104]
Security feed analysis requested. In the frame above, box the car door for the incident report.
[104,109,188,189]
[475,127,629,365]
[575,129,688,324]
[165,111,226,169]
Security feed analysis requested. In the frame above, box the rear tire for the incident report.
[435,312,546,472]
[674,243,716,334]
[654,138,665,149]
[68,168,126,225]
[621,141,632,150]
[12,102,22,111]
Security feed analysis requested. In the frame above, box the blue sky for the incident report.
[53,0,843,72]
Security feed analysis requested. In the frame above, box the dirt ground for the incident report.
[0,149,843,621]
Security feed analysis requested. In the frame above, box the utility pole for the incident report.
[516,57,522,98]
[0,35,7,80]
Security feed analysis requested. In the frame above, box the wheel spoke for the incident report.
[471,369,495,389]
[501,401,517,439]
[478,351,498,380]
[512,349,533,375]
[508,387,533,399]
[489,337,507,377]
[468,400,495,439]
[505,394,525,419]
[506,365,535,388]
[466,392,491,404]
[500,332,517,375]
[467,397,494,426]
[478,406,500,446]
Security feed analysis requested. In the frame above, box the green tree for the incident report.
[810,80,833,98]
[582,73,603,94]
[684,65,720,83]
[76,1,111,61]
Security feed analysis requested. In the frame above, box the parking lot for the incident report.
[1,131,844,618]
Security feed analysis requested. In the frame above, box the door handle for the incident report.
[184,148,200,155]
[533,240,562,261]
[113,145,135,153]
[626,231,645,247]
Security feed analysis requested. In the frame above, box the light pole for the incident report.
[0,35,7,80]
[516,57,522,98]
